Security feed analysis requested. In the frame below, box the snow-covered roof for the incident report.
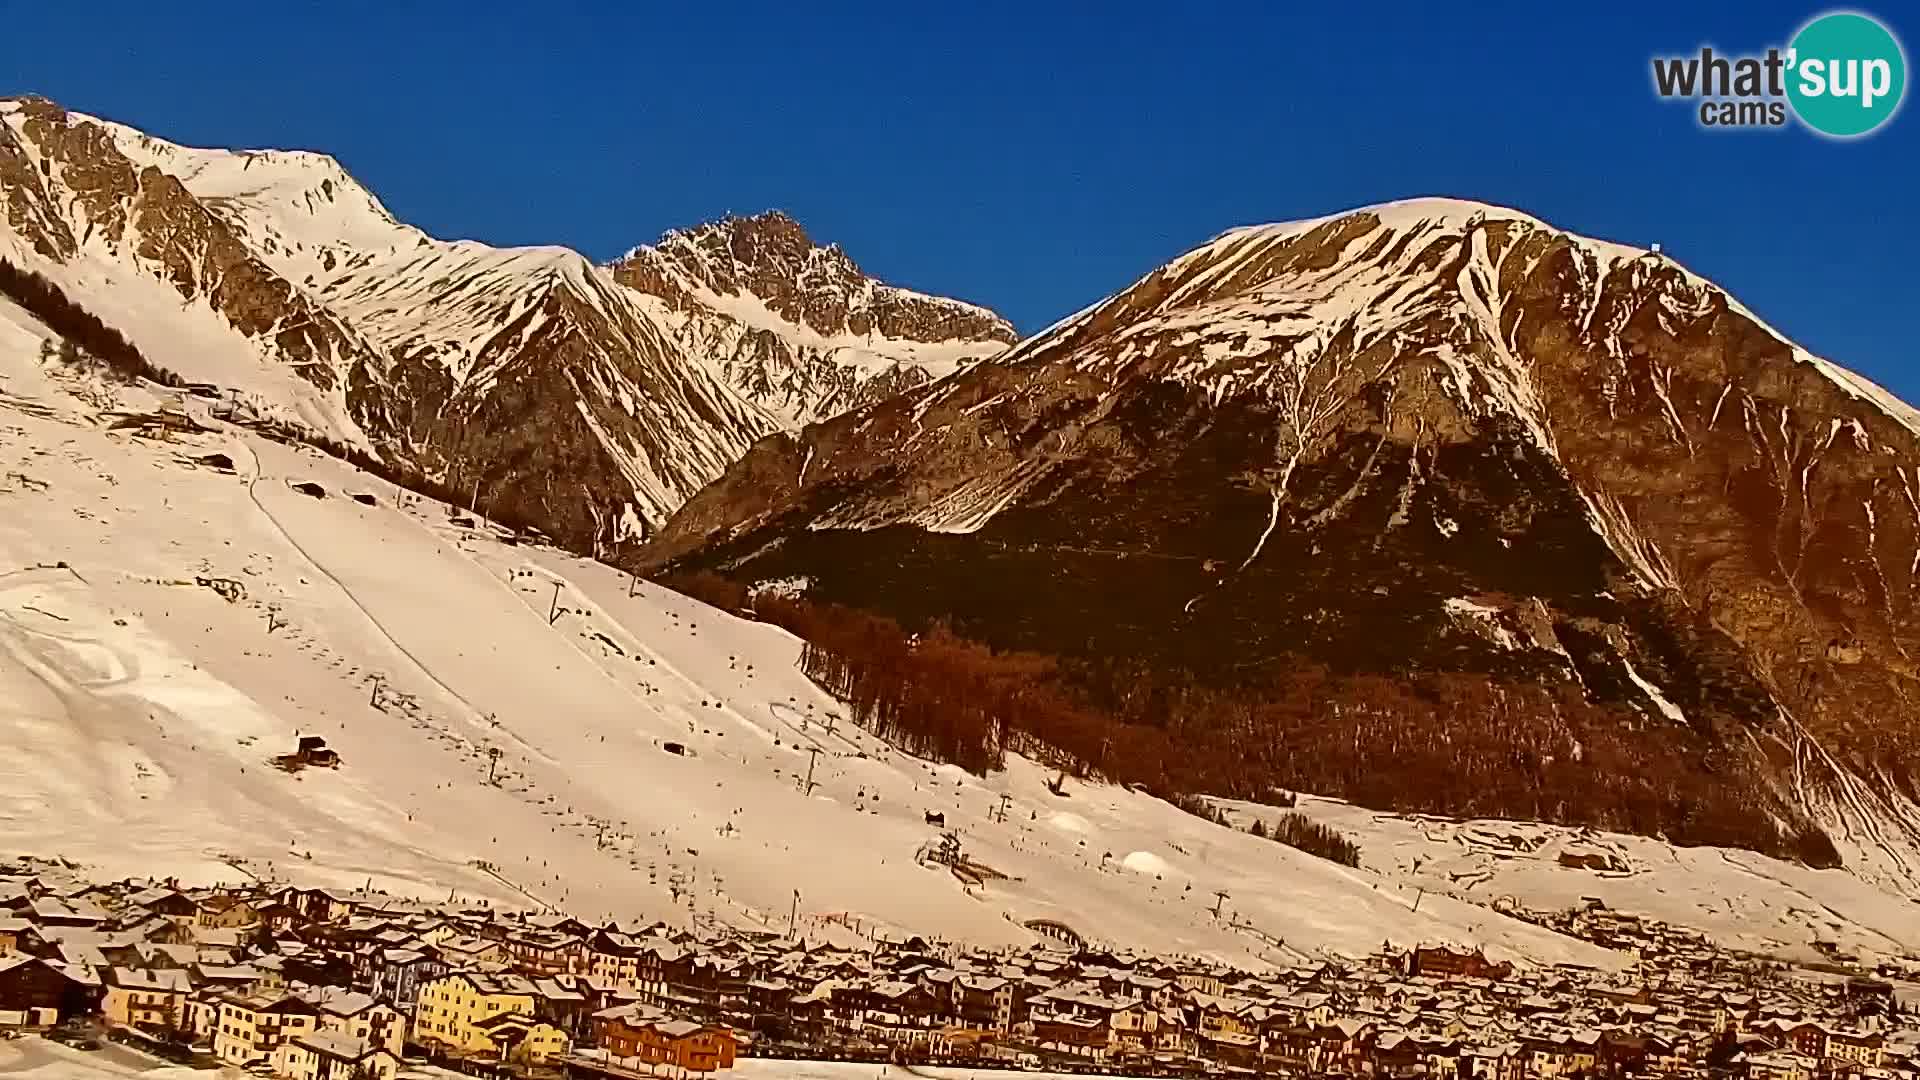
[105,966,192,992]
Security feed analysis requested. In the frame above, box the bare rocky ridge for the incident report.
[610,211,1016,426]
[617,210,1013,342]
[0,98,1012,549]
[649,199,1920,887]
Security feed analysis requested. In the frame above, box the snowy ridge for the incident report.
[627,282,1001,428]
[1713,291,1920,440]
[0,98,781,543]
[850,195,1919,554]
[317,242,578,382]
[0,106,377,444]
[633,219,1008,327]
[1,100,1015,540]
[993,199,1608,440]
[48,107,742,400]
[0,102,400,441]
[995,197,1910,455]
[805,198,1619,538]
[84,114,414,276]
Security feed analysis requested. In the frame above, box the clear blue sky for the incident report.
[4,2,1913,396]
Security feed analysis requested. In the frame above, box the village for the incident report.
[1,855,1916,1080]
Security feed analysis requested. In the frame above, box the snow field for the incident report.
[0,295,1622,968]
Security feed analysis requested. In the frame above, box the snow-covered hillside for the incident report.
[0,295,1614,970]
[1213,796,1920,966]
[6,294,1920,971]
[0,96,777,548]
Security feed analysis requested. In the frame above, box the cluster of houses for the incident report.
[1496,899,1751,969]
[3,857,1916,1079]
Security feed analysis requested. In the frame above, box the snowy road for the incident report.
[0,1037,175,1078]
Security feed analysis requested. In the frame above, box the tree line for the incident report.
[662,570,1839,868]
[1259,812,1362,867]
[0,257,183,387]
[1170,792,1361,867]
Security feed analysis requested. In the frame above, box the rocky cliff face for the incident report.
[610,211,1016,426]
[649,198,1920,887]
[0,99,1012,549]
[1,98,383,402]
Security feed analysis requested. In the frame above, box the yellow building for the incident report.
[212,991,320,1068]
[101,968,191,1031]
[413,972,570,1063]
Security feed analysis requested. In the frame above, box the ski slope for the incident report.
[0,295,1913,970]
[1212,795,1920,965]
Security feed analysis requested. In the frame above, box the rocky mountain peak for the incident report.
[615,208,1014,345]
[650,196,1920,889]
[686,208,827,268]
[607,210,1016,428]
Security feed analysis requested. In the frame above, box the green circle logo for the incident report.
[1787,11,1906,137]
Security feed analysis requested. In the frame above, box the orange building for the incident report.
[597,1014,737,1074]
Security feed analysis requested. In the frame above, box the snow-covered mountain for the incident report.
[7,96,1918,968]
[650,197,1920,894]
[609,210,1016,427]
[0,98,1011,550]
[4,290,1916,969]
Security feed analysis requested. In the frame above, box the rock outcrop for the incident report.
[610,211,1016,426]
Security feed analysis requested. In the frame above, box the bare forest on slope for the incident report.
[661,572,1840,868]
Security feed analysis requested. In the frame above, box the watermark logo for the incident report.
[1651,10,1906,137]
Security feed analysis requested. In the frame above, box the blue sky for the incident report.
[3,2,1913,396]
